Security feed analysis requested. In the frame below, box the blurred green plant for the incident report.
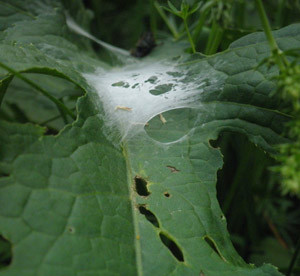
[161,0,201,52]
[254,0,300,197]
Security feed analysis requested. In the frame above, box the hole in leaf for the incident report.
[203,235,224,261]
[145,108,198,143]
[166,165,180,173]
[44,126,59,136]
[159,232,184,262]
[145,76,158,84]
[149,83,173,95]
[68,226,75,234]
[0,235,12,269]
[134,176,150,196]
[111,81,129,88]
[164,192,170,198]
[138,205,159,228]
[208,138,219,148]
[0,172,9,178]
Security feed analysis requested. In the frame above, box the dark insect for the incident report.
[131,31,156,58]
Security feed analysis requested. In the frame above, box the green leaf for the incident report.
[0,1,299,275]
[0,61,76,120]
[2,73,82,130]
[189,2,202,15]
[168,0,180,14]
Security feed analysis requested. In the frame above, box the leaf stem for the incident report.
[276,0,286,27]
[205,20,223,55]
[192,8,208,47]
[0,74,14,105]
[209,24,223,55]
[154,1,179,39]
[263,211,288,249]
[287,237,300,276]
[236,0,245,28]
[149,0,157,39]
[0,61,76,120]
[183,18,196,53]
[255,0,278,53]
[58,104,69,124]
[40,107,76,125]
[255,0,287,71]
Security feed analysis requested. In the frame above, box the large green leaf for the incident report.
[0,1,297,275]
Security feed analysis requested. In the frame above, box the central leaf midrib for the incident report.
[122,141,144,276]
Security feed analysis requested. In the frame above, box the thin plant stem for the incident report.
[58,105,69,124]
[255,0,287,71]
[276,0,286,27]
[207,23,223,55]
[236,1,245,28]
[154,1,179,39]
[255,0,278,52]
[149,0,157,38]
[0,61,76,120]
[40,107,76,125]
[287,237,300,276]
[223,158,245,214]
[205,19,219,55]
[192,9,208,49]
[263,211,288,249]
[192,1,218,52]
[183,18,196,53]
[0,74,14,105]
